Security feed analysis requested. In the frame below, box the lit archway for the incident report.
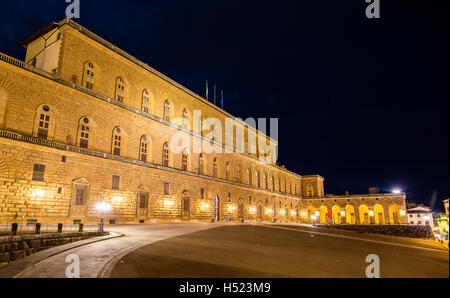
[374,204,385,224]
[319,206,328,224]
[389,204,400,225]
[332,205,341,224]
[359,204,369,224]
[345,205,355,224]
[307,206,315,223]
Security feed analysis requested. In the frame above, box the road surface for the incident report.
[7,223,448,278]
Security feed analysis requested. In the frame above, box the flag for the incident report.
[206,80,209,101]
[214,84,216,105]
[221,90,223,109]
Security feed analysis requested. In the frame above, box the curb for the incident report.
[0,231,124,278]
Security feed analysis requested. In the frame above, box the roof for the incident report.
[407,206,431,213]
[18,22,60,47]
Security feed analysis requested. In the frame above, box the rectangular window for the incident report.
[80,138,89,149]
[74,185,88,206]
[37,128,48,139]
[32,164,45,181]
[114,147,121,156]
[200,188,205,199]
[164,183,169,195]
[141,154,147,162]
[112,175,120,190]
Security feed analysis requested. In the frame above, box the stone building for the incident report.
[0,19,406,224]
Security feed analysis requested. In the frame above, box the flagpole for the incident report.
[221,90,223,109]
[214,84,216,105]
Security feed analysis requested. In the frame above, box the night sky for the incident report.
[0,1,448,209]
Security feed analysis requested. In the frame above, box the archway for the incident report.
[213,195,220,221]
[319,206,328,224]
[137,186,150,218]
[332,205,341,224]
[374,204,385,224]
[345,205,355,224]
[238,199,244,219]
[307,206,315,223]
[257,202,262,221]
[181,190,190,219]
[389,204,400,225]
[359,204,369,224]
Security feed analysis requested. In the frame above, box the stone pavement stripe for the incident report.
[262,224,448,253]
[0,231,124,278]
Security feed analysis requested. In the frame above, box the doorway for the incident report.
[182,196,190,218]
[214,195,220,221]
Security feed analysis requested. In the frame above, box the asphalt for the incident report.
[9,223,221,278]
[110,224,449,278]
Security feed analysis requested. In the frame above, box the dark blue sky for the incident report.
[0,0,448,209]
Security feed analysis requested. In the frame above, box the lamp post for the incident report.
[95,202,112,233]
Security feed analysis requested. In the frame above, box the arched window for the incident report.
[198,153,204,175]
[140,135,149,162]
[142,89,150,113]
[213,158,218,177]
[246,169,251,185]
[307,184,314,197]
[264,173,268,189]
[271,176,275,190]
[78,117,90,149]
[162,142,169,167]
[198,115,203,136]
[115,77,125,102]
[181,149,188,171]
[112,127,122,156]
[278,178,282,192]
[83,62,94,90]
[236,166,241,183]
[36,105,52,139]
[182,109,189,130]
[163,100,170,122]
[256,171,260,187]
[226,162,230,180]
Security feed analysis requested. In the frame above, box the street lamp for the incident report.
[392,189,401,194]
[311,215,317,226]
[95,202,112,232]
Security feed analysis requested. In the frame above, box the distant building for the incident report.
[444,199,449,224]
[434,213,448,240]
[407,206,434,229]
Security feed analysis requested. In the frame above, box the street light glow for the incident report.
[392,189,401,194]
[95,202,112,212]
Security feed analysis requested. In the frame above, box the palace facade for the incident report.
[0,19,406,224]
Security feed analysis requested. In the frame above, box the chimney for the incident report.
[369,187,380,194]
